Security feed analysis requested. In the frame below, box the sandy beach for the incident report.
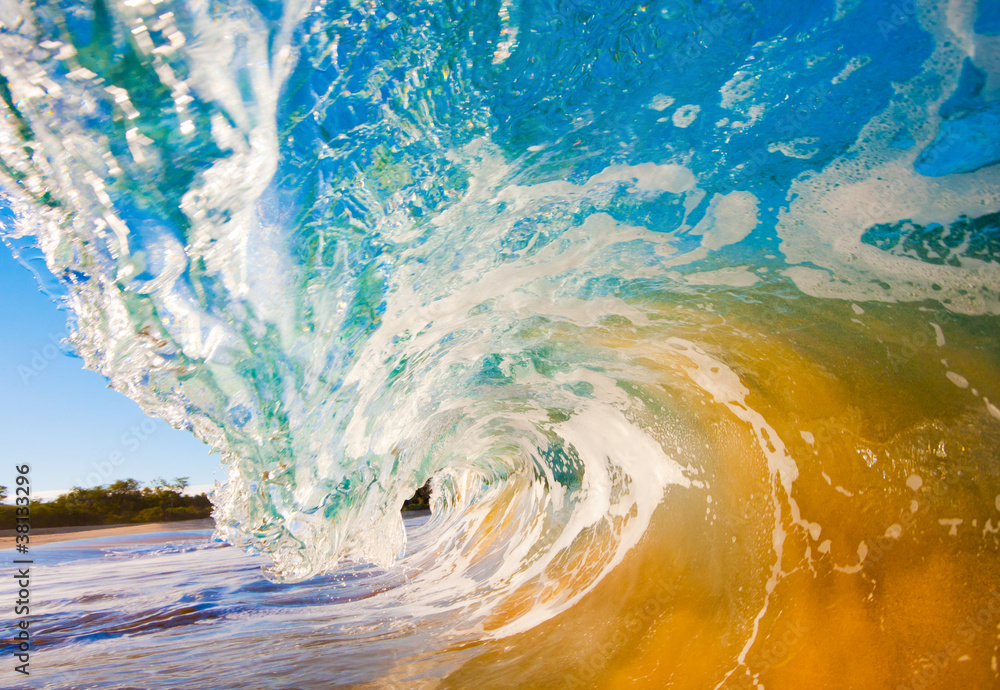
[0,518,215,548]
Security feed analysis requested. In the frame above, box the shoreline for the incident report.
[0,518,216,548]
[0,510,431,549]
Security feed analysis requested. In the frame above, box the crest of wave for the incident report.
[0,0,699,641]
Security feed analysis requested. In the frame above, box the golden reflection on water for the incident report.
[442,292,1000,689]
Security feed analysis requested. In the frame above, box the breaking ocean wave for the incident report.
[1,0,999,686]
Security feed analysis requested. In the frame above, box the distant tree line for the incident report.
[0,476,431,529]
[0,478,212,529]
[402,480,431,511]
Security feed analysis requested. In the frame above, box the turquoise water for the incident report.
[1,0,999,687]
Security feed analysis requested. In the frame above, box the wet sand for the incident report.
[0,518,215,548]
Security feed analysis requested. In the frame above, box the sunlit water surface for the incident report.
[1,0,999,687]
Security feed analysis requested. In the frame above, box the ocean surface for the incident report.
[1,0,999,687]
[2,517,457,689]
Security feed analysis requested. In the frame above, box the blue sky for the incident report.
[0,246,224,499]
